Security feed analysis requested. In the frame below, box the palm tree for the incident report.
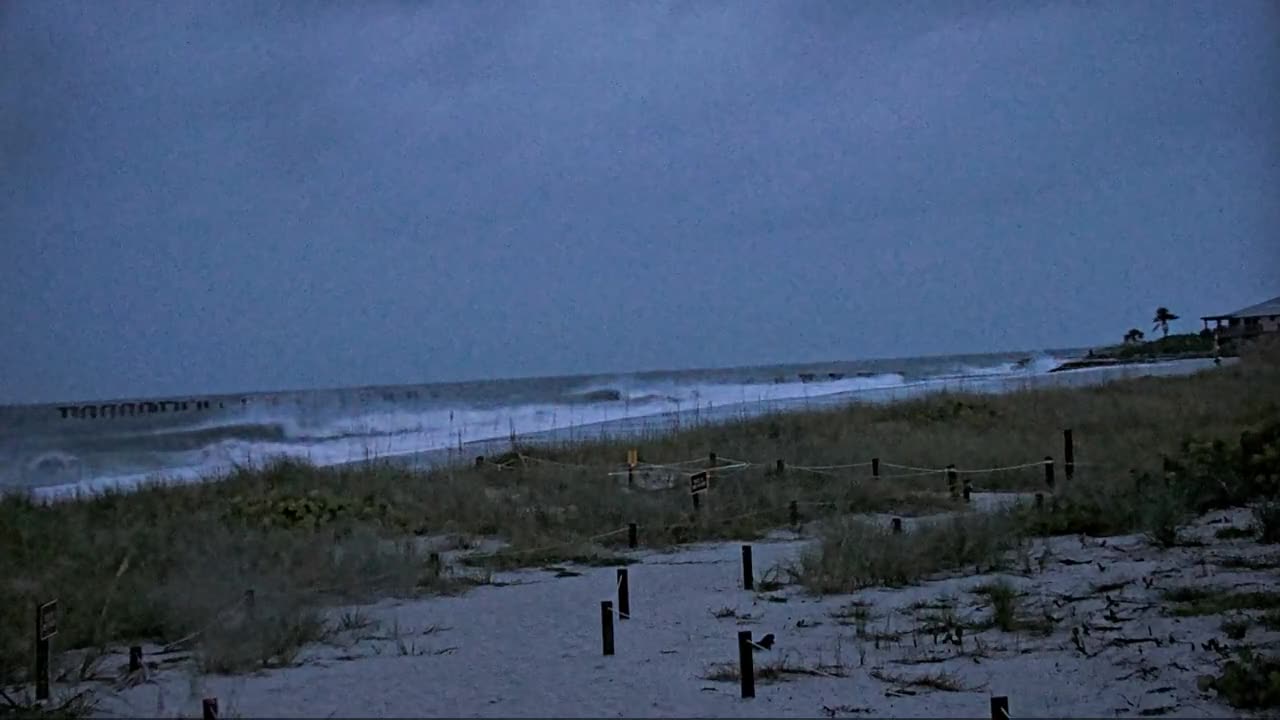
[1152,307,1179,338]
[1124,328,1145,344]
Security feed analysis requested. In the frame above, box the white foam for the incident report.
[42,353,1214,503]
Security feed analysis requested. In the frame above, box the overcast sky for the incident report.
[2,1,1277,404]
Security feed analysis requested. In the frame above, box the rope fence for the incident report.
[82,425,1170,719]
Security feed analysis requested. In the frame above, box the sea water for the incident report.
[0,349,1222,499]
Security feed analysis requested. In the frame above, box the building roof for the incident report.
[1202,295,1280,320]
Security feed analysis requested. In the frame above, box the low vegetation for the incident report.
[790,513,1021,593]
[1,340,1277,687]
[1161,586,1280,617]
[1207,649,1280,709]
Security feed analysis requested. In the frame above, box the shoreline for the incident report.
[20,357,1227,502]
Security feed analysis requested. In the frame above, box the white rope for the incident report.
[791,466,843,478]
[790,461,874,471]
[951,459,1051,474]
[880,469,947,479]
[880,461,949,473]
[605,458,719,477]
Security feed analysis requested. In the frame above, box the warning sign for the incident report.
[689,470,709,495]
[38,600,58,640]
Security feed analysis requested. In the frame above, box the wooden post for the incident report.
[428,552,442,578]
[129,645,143,672]
[742,545,754,591]
[789,500,799,529]
[1035,492,1045,511]
[474,455,484,469]
[947,465,959,499]
[627,465,634,488]
[963,475,972,502]
[203,698,218,720]
[776,458,785,475]
[617,569,630,620]
[601,601,615,656]
[628,522,638,549]
[244,588,256,620]
[891,517,903,534]
[692,492,701,513]
[990,695,1009,720]
[34,606,49,701]
[1044,456,1055,491]
[1064,429,1075,482]
[709,452,717,468]
[738,630,756,699]
[872,457,880,479]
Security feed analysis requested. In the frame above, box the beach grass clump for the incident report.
[1161,586,1280,616]
[1207,648,1280,709]
[1255,502,1280,544]
[972,578,1021,632]
[198,602,331,674]
[792,512,1021,593]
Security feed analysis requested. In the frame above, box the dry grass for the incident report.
[703,653,850,684]
[2,344,1278,683]
[791,512,1023,593]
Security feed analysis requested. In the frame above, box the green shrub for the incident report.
[1209,649,1280,709]
[1255,502,1280,544]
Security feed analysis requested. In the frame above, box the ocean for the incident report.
[0,349,1221,500]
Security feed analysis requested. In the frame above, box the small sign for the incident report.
[38,600,58,640]
[689,470,709,495]
[627,449,638,468]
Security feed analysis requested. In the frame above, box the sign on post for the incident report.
[38,600,58,640]
[627,449,638,468]
[689,470,709,495]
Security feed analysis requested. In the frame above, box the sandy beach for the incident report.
[74,503,1276,718]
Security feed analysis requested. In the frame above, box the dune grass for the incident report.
[2,341,1278,684]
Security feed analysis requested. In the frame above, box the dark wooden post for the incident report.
[891,517,903,534]
[990,695,1009,719]
[1035,492,1045,511]
[34,606,49,701]
[474,455,484,469]
[617,569,630,620]
[776,458,785,475]
[963,475,972,502]
[692,492,701,513]
[789,500,799,529]
[1064,429,1075,482]
[628,522,638,549]
[709,452,717,468]
[738,630,756,699]
[244,588,256,620]
[872,457,880,479]
[428,552,442,578]
[1044,456,1055,491]
[601,601,615,656]
[947,465,959,499]
[203,698,218,720]
[742,545,754,590]
[129,645,143,672]
[627,465,634,487]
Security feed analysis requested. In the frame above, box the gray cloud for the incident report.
[2,0,1277,403]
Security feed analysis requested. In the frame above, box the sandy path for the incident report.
[90,507,1277,718]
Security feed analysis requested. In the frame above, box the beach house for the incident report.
[1200,295,1280,341]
